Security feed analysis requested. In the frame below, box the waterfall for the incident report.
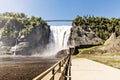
[10,25,72,57]
[50,26,71,49]
[40,26,72,57]
[10,33,21,55]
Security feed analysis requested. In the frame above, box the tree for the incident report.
[73,15,120,40]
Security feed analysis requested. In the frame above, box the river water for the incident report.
[0,56,59,80]
[0,26,72,80]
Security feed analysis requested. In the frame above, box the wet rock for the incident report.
[55,49,69,58]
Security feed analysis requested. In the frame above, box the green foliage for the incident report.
[1,12,27,18]
[73,16,120,40]
[1,18,20,38]
[0,12,49,38]
[21,25,34,35]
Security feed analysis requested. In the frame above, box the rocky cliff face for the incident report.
[80,33,120,54]
[10,26,50,55]
[68,25,103,46]
[99,33,120,53]
[0,14,50,55]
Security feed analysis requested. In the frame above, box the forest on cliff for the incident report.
[0,12,50,55]
[0,12,49,40]
[73,16,120,40]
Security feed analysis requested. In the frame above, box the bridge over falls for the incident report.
[45,20,73,22]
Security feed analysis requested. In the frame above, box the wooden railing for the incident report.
[33,54,71,80]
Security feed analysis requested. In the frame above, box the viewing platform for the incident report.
[71,58,120,80]
[33,56,120,80]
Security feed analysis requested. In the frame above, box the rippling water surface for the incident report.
[0,55,59,80]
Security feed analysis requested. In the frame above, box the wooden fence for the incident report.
[33,54,71,80]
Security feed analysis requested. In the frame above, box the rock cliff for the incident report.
[68,25,103,46]
[99,33,120,53]
[80,33,120,54]
[0,13,50,55]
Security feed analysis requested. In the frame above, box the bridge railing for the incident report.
[33,54,71,80]
[45,20,73,22]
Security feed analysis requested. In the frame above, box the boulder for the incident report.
[55,49,69,58]
[99,33,120,53]
[104,33,116,45]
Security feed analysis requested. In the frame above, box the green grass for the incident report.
[78,46,96,54]
[76,47,120,69]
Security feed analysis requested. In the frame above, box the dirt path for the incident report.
[71,58,120,80]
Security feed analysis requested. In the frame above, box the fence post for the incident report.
[58,61,61,73]
[33,54,71,80]
[51,69,55,80]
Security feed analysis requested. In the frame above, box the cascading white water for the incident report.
[50,26,71,49]
[1,25,72,57]
[40,26,72,57]
[10,33,21,56]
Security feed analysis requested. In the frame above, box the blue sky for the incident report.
[0,0,120,25]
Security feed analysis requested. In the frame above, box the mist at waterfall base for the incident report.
[32,26,72,57]
[0,26,72,80]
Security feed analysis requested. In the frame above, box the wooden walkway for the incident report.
[71,58,120,80]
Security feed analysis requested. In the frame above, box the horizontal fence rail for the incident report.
[33,54,71,80]
[45,20,73,22]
